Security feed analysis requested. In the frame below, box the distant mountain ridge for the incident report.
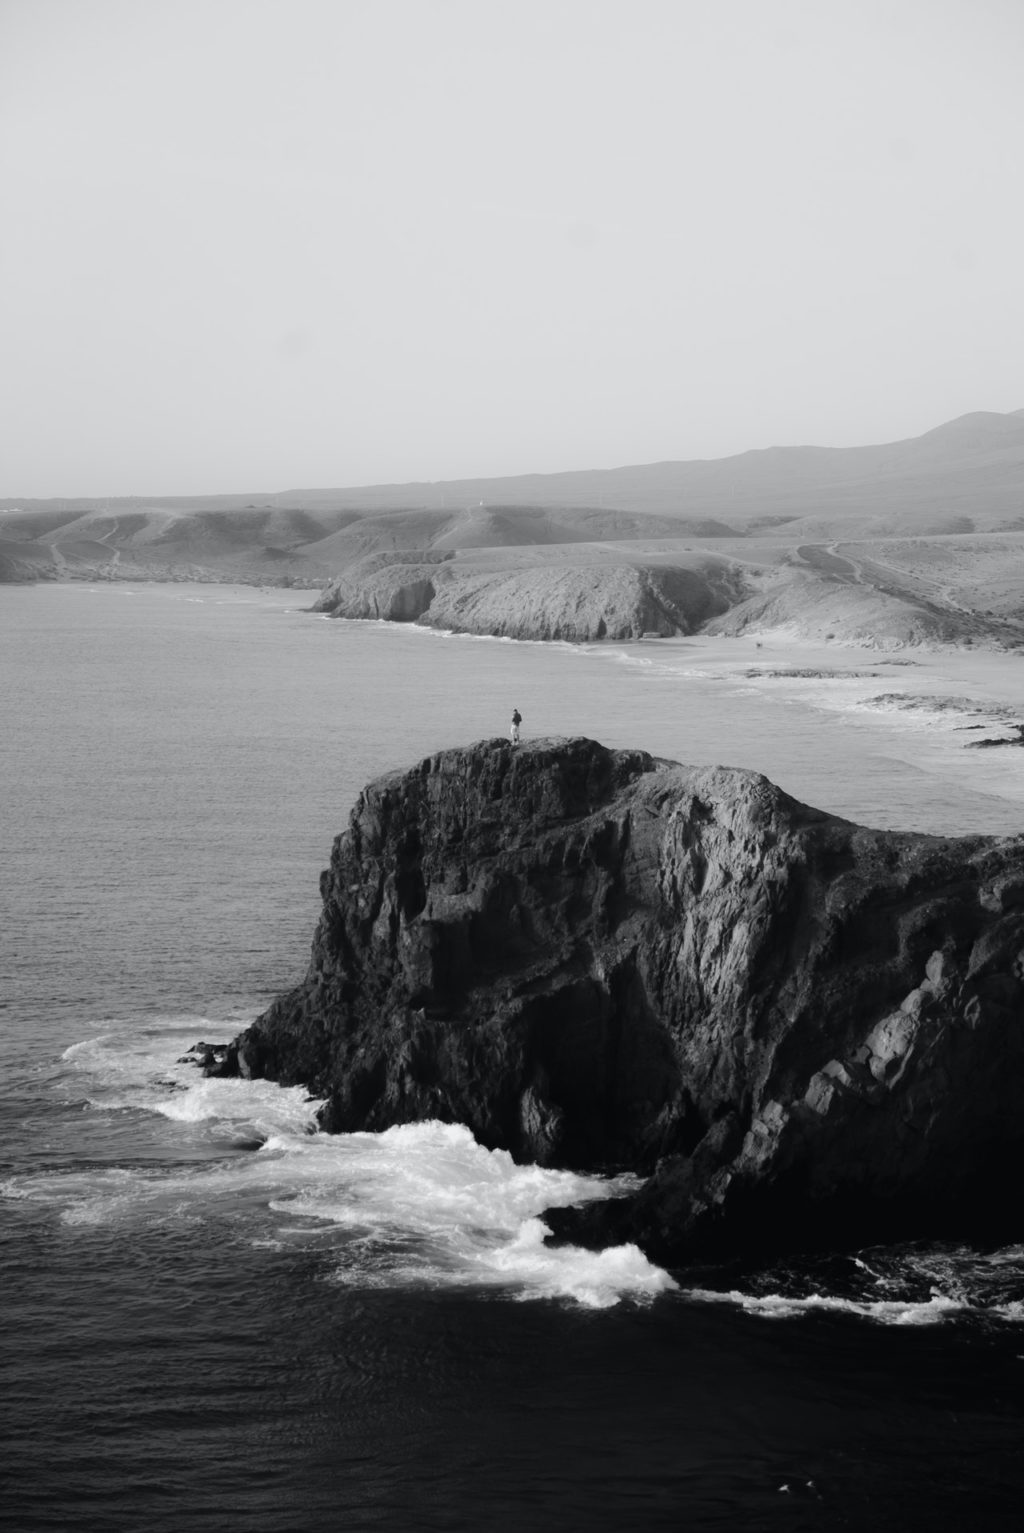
[4,409,1024,523]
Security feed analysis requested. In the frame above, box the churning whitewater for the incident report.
[10,1023,671,1310]
[9,1019,1023,1327]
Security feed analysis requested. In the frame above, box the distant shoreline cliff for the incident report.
[312,551,746,642]
[7,409,1024,648]
[205,737,1024,1262]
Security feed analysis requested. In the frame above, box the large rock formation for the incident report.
[314,553,744,641]
[211,738,1024,1261]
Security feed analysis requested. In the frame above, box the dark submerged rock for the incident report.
[180,1041,231,1072]
[215,737,1024,1262]
[965,725,1024,748]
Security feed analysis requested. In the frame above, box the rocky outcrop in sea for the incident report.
[209,738,1024,1261]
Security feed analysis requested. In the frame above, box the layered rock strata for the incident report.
[211,738,1024,1260]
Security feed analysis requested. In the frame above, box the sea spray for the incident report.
[25,1033,677,1308]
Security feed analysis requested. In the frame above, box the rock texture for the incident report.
[212,738,1024,1261]
[314,554,743,641]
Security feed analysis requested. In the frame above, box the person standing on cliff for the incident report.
[510,708,522,746]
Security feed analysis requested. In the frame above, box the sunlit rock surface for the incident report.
[314,555,741,641]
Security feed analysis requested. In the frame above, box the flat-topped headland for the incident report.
[205,737,1024,1262]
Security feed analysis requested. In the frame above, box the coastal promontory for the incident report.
[209,738,1024,1261]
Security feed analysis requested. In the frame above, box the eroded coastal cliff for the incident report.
[312,551,746,642]
[208,738,1024,1262]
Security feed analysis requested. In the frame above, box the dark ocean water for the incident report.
[3,583,1024,1532]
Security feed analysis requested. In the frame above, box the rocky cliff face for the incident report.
[314,557,742,641]
[212,738,1024,1261]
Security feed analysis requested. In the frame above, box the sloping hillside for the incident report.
[4,411,1024,648]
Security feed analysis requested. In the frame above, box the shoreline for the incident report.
[17,575,1024,707]
[9,560,1024,656]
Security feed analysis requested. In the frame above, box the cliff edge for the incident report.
[313,552,744,642]
[211,738,1024,1261]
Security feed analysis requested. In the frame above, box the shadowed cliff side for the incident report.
[209,738,1024,1261]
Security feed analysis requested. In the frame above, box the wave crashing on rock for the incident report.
[209,737,1024,1262]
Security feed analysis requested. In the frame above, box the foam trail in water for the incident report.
[59,1024,318,1132]
[682,1287,964,1326]
[43,1030,1024,1317]
[263,1119,676,1309]
[681,1237,1024,1327]
[16,1030,1024,1318]
[21,1033,675,1309]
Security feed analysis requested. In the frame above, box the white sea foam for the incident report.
[24,1036,676,1308]
[59,1026,323,1145]
[468,1218,674,1309]
[152,1075,318,1130]
[682,1242,1024,1327]
[16,1025,1024,1317]
[683,1287,965,1325]
[260,1119,674,1309]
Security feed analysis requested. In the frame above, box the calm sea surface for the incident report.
[3,582,1024,1532]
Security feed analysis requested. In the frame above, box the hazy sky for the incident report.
[2,0,1023,496]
